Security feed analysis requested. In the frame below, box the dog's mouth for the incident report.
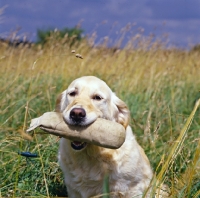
[71,141,87,150]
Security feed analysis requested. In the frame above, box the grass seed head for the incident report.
[75,53,83,59]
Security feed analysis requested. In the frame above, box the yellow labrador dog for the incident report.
[56,76,153,198]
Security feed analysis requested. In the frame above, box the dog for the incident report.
[56,76,154,198]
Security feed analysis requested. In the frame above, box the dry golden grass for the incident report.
[0,36,200,197]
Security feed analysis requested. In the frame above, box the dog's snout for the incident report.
[70,108,86,123]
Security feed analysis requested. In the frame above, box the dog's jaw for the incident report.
[71,141,87,151]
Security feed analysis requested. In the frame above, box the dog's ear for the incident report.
[55,93,62,112]
[55,90,68,112]
[112,94,130,128]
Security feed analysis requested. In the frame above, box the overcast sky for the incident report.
[1,0,200,48]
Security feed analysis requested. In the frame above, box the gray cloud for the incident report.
[147,0,200,20]
[0,0,200,47]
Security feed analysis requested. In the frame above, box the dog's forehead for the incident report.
[68,76,112,93]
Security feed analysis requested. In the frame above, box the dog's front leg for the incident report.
[67,186,82,198]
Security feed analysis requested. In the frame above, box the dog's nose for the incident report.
[70,108,86,122]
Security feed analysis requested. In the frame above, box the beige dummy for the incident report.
[27,112,126,149]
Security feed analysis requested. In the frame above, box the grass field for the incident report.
[0,34,200,197]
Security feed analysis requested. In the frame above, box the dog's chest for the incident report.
[59,142,129,194]
[63,153,113,195]
[64,149,114,182]
[69,159,129,195]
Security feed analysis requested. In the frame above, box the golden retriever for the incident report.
[56,76,154,198]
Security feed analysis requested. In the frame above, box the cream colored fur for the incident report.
[57,76,153,198]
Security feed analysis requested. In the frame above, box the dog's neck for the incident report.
[72,144,116,169]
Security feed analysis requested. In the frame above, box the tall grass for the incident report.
[0,33,200,197]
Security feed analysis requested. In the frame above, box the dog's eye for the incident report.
[93,95,103,101]
[68,91,76,97]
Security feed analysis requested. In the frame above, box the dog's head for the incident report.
[56,76,129,150]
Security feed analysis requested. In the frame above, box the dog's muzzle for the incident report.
[69,108,87,150]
